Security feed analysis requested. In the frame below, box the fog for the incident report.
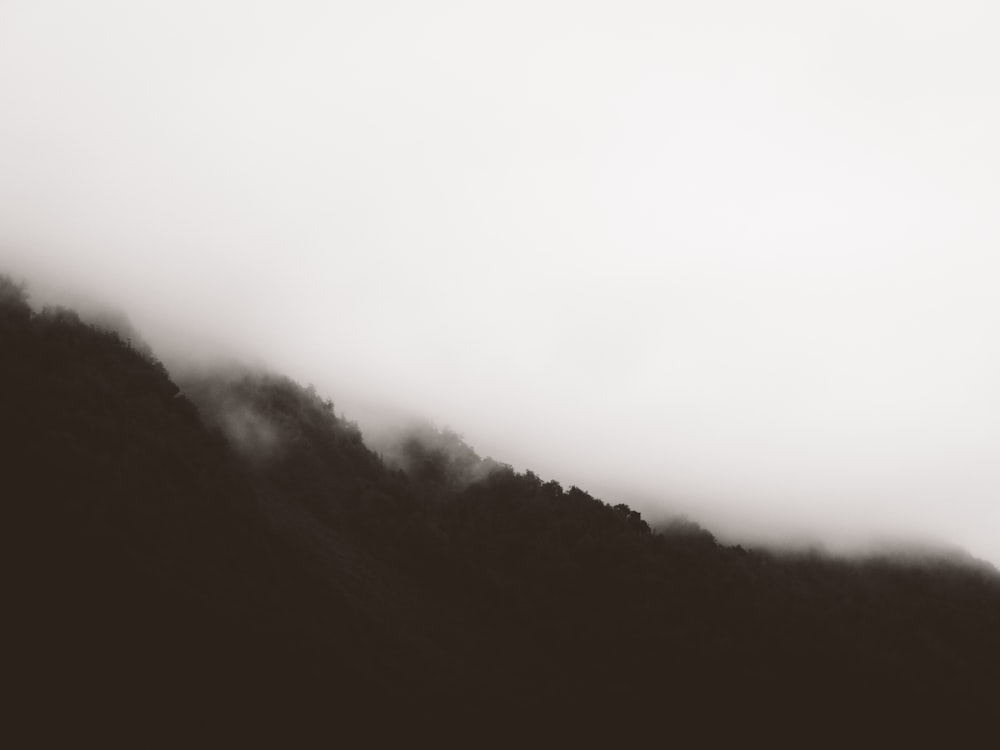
[2,1,999,567]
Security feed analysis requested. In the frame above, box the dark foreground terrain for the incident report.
[3,275,999,745]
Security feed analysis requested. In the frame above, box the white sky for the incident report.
[2,1,999,565]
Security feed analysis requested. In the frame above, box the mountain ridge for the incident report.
[4,273,999,744]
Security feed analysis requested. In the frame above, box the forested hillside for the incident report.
[3,274,999,744]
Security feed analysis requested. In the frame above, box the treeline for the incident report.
[3,274,1000,744]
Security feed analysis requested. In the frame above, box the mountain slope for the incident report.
[4,275,1000,743]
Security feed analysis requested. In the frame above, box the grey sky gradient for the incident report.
[2,1,999,565]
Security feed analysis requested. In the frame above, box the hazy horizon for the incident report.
[3,1,999,567]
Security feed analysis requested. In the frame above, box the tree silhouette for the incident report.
[3,271,1000,744]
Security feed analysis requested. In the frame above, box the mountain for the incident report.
[3,274,999,745]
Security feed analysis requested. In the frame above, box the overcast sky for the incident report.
[2,1,999,565]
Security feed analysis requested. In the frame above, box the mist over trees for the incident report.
[3,273,1000,745]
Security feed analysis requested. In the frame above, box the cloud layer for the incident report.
[2,1,999,565]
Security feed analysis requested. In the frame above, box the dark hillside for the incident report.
[1,280,414,735]
[4,275,1000,744]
